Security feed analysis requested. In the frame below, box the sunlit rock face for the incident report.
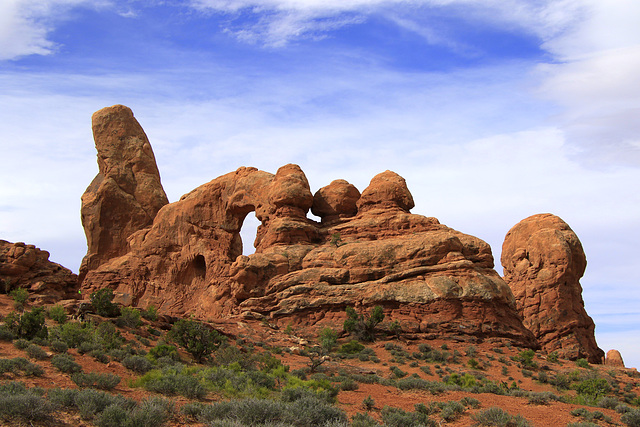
[80,105,541,347]
[502,214,604,363]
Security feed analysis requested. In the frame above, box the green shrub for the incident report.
[94,321,125,350]
[90,289,121,317]
[343,306,384,342]
[0,388,55,423]
[362,395,375,410]
[148,344,180,362]
[440,400,465,421]
[47,304,67,324]
[169,319,225,362]
[6,308,48,340]
[123,355,153,374]
[352,412,380,427]
[380,405,437,427]
[338,340,365,354]
[514,349,537,368]
[622,409,640,427]
[142,305,158,321]
[25,344,47,360]
[71,372,121,390]
[574,378,612,398]
[0,325,15,342]
[9,288,29,308]
[547,351,559,363]
[50,321,94,348]
[50,339,68,353]
[117,307,142,328]
[576,358,590,369]
[74,388,133,420]
[13,338,29,350]
[51,353,82,373]
[460,396,481,408]
[472,407,518,426]
[319,327,338,351]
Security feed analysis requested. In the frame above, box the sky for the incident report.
[1,0,639,367]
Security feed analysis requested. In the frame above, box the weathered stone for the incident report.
[502,213,604,363]
[0,240,78,302]
[312,179,360,223]
[79,105,168,281]
[605,349,625,368]
[356,170,414,213]
[78,105,536,346]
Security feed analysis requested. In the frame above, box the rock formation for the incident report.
[0,240,78,303]
[605,349,625,368]
[79,107,538,346]
[501,214,604,363]
[79,105,168,282]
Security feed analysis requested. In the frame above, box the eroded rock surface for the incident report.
[79,105,168,281]
[79,108,537,345]
[0,240,78,303]
[502,214,604,363]
[605,349,625,368]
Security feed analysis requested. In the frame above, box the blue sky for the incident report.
[1,0,639,367]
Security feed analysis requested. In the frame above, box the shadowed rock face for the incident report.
[502,214,604,363]
[0,240,78,303]
[79,105,168,282]
[80,105,540,346]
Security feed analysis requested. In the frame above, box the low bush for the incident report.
[116,307,142,328]
[472,407,533,427]
[0,386,55,423]
[169,319,225,362]
[25,343,48,360]
[380,405,437,427]
[51,353,82,373]
[622,409,640,427]
[343,306,384,342]
[47,304,67,324]
[90,289,121,318]
[50,339,69,353]
[71,372,121,390]
[123,355,153,374]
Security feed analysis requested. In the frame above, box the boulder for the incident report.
[0,240,78,302]
[311,179,360,223]
[79,105,168,281]
[501,213,604,363]
[605,349,625,368]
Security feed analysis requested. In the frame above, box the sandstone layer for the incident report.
[79,105,168,282]
[0,240,78,303]
[501,214,604,363]
[79,108,537,346]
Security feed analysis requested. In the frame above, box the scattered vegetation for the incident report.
[343,306,384,342]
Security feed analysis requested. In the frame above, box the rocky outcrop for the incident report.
[79,108,537,346]
[0,240,78,303]
[79,105,168,281]
[501,214,604,363]
[605,349,625,368]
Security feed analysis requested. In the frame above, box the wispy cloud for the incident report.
[0,0,114,60]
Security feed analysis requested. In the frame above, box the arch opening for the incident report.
[239,212,260,256]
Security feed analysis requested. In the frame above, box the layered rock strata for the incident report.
[79,105,539,345]
[502,214,604,363]
[0,240,78,303]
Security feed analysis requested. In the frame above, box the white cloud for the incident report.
[0,0,111,60]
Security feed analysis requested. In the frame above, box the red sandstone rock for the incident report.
[356,170,414,213]
[78,105,537,346]
[311,179,360,223]
[0,240,78,303]
[605,349,625,367]
[501,214,604,363]
[79,105,168,281]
